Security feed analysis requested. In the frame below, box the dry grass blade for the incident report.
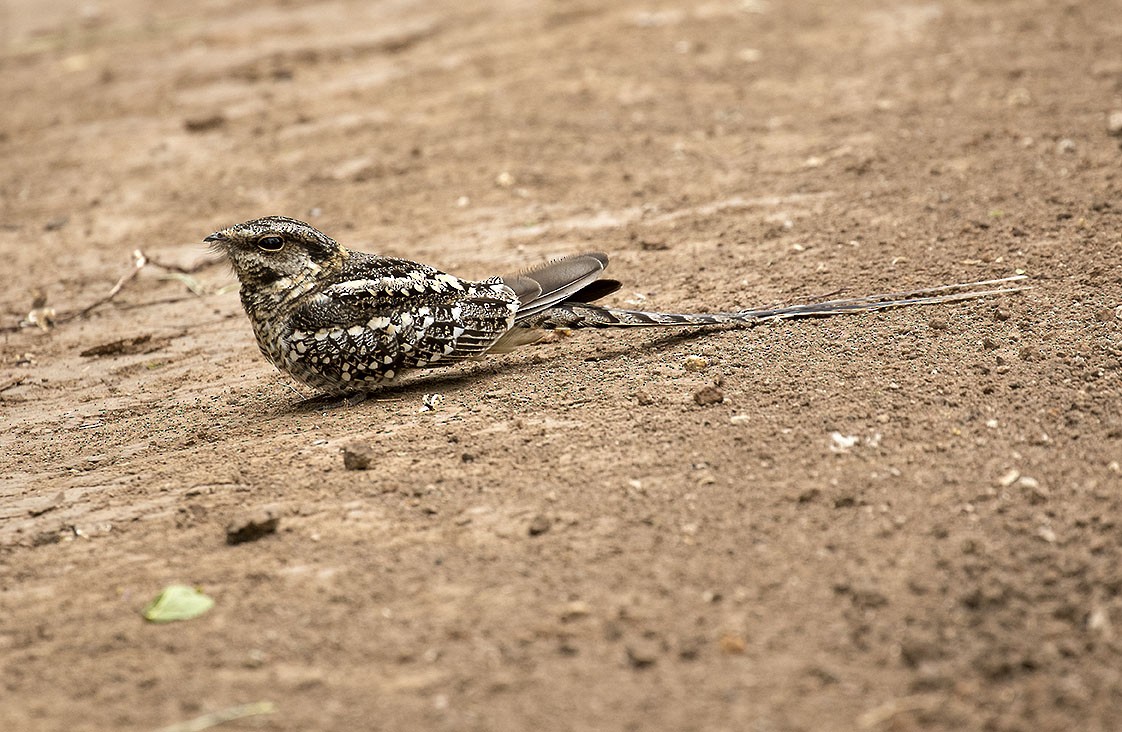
[154,701,276,732]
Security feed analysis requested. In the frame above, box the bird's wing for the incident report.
[283,256,519,385]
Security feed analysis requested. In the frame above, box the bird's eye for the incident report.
[256,235,284,252]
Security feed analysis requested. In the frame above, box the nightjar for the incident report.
[206,216,1026,396]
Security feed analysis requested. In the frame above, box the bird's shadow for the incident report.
[267,325,741,415]
[272,357,546,416]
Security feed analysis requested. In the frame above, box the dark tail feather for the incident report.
[532,275,1030,329]
[504,253,615,320]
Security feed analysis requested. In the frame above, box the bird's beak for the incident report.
[203,232,226,243]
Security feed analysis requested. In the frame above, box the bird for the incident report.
[205,216,1027,397]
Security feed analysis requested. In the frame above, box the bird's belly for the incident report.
[252,320,391,395]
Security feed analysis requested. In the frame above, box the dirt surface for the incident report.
[3,1,1122,730]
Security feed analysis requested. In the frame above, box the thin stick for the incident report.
[46,249,220,326]
[54,249,149,324]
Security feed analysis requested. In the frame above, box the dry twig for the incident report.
[17,249,223,330]
[53,249,149,325]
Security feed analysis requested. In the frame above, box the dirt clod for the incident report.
[342,444,375,470]
[692,385,724,406]
[225,508,280,545]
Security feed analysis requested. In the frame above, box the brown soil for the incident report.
[3,1,1122,730]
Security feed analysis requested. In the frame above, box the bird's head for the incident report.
[205,216,342,286]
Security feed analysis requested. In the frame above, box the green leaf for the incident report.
[142,584,215,623]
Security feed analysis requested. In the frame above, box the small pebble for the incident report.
[1019,476,1048,504]
[1108,111,1122,137]
[830,432,859,452]
[559,601,591,622]
[683,355,709,372]
[997,469,1020,487]
[626,641,660,668]
[1056,138,1076,154]
[718,633,747,654]
[528,514,551,536]
[928,318,949,331]
[343,444,375,470]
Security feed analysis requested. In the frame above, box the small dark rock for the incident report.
[900,635,945,668]
[982,336,999,350]
[226,507,280,545]
[31,530,60,547]
[692,385,724,406]
[677,636,703,661]
[626,640,660,668]
[44,216,69,231]
[836,583,889,609]
[928,317,949,331]
[343,444,375,470]
[796,487,821,504]
[635,390,655,406]
[528,514,551,536]
[184,114,227,133]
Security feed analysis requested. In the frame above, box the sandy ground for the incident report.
[2,0,1122,730]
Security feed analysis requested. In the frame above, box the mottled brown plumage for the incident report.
[206,216,1028,396]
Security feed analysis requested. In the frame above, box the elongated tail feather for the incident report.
[531,275,1029,329]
